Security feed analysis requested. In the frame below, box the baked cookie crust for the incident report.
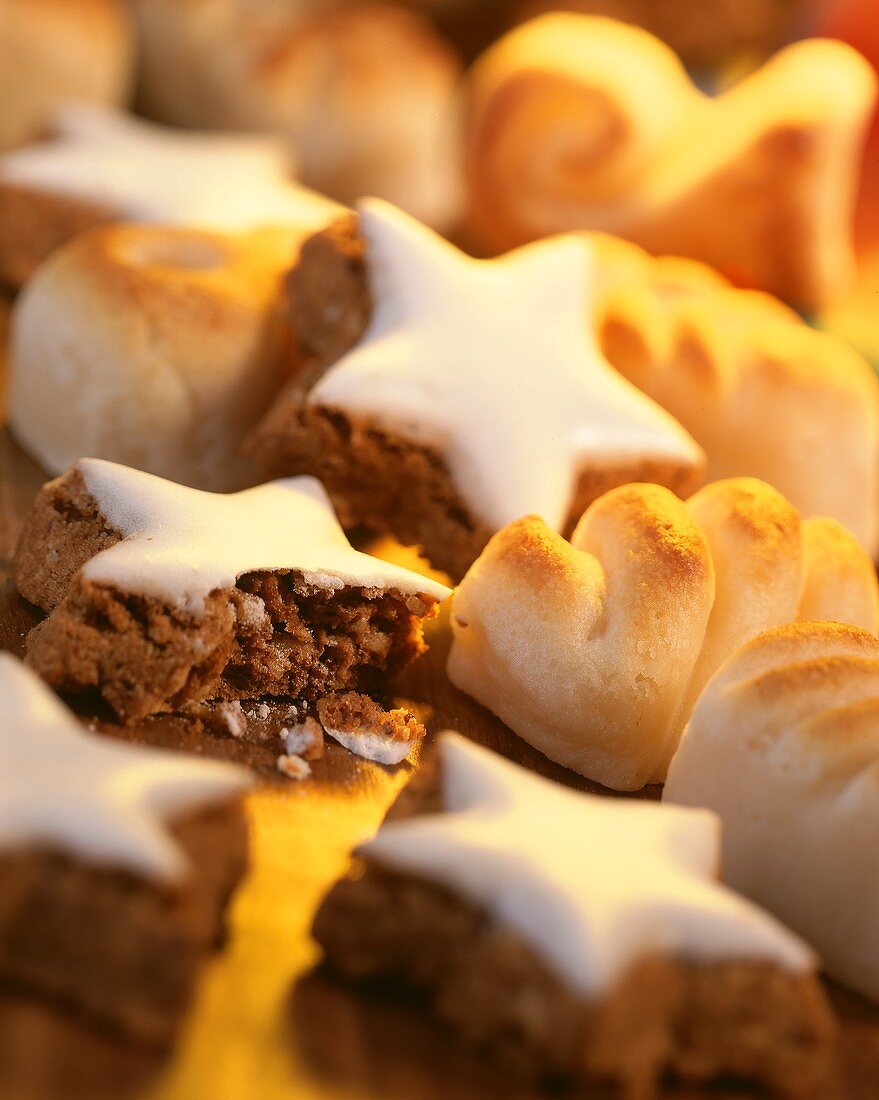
[247,215,700,581]
[314,751,837,1097]
[14,466,441,723]
[0,799,248,1046]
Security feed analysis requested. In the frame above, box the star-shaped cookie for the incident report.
[15,460,450,723]
[309,200,703,533]
[0,654,250,880]
[71,458,450,614]
[0,104,342,233]
[362,733,813,993]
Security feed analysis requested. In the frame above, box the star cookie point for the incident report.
[14,459,449,724]
[0,653,250,881]
[315,732,834,1093]
[306,201,702,535]
[0,653,250,1043]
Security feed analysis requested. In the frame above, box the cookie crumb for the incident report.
[216,701,247,740]
[281,717,325,761]
[277,753,312,780]
[316,693,425,765]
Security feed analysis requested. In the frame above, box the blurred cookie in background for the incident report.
[131,0,463,230]
[405,0,818,66]
[0,0,134,150]
[399,0,512,60]
[816,0,879,248]
[515,0,818,68]
[465,14,876,310]
[0,106,343,291]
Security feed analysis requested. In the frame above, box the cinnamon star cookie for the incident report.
[0,654,251,1044]
[14,459,449,725]
[315,733,835,1096]
[249,199,703,579]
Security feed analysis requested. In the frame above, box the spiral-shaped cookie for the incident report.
[466,13,877,308]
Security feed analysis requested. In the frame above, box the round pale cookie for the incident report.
[0,0,134,150]
[665,621,879,1002]
[131,0,462,228]
[8,224,298,491]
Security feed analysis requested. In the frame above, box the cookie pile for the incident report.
[1,2,878,1096]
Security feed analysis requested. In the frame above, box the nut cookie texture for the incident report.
[14,460,448,724]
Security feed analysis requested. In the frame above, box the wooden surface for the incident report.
[0,422,878,1100]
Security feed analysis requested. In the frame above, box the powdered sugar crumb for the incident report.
[216,701,247,740]
[281,717,324,760]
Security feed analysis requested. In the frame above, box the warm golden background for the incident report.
[1,2,879,1099]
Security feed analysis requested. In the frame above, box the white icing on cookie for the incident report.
[322,724,414,766]
[362,733,814,994]
[310,200,703,532]
[76,458,450,615]
[0,105,342,233]
[0,655,250,881]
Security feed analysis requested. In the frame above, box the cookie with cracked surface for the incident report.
[13,459,449,725]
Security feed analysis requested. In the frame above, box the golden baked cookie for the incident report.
[131,0,463,228]
[466,13,877,309]
[591,232,879,557]
[666,621,879,1003]
[448,478,879,790]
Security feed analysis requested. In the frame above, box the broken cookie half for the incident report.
[314,734,837,1097]
[13,459,449,735]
